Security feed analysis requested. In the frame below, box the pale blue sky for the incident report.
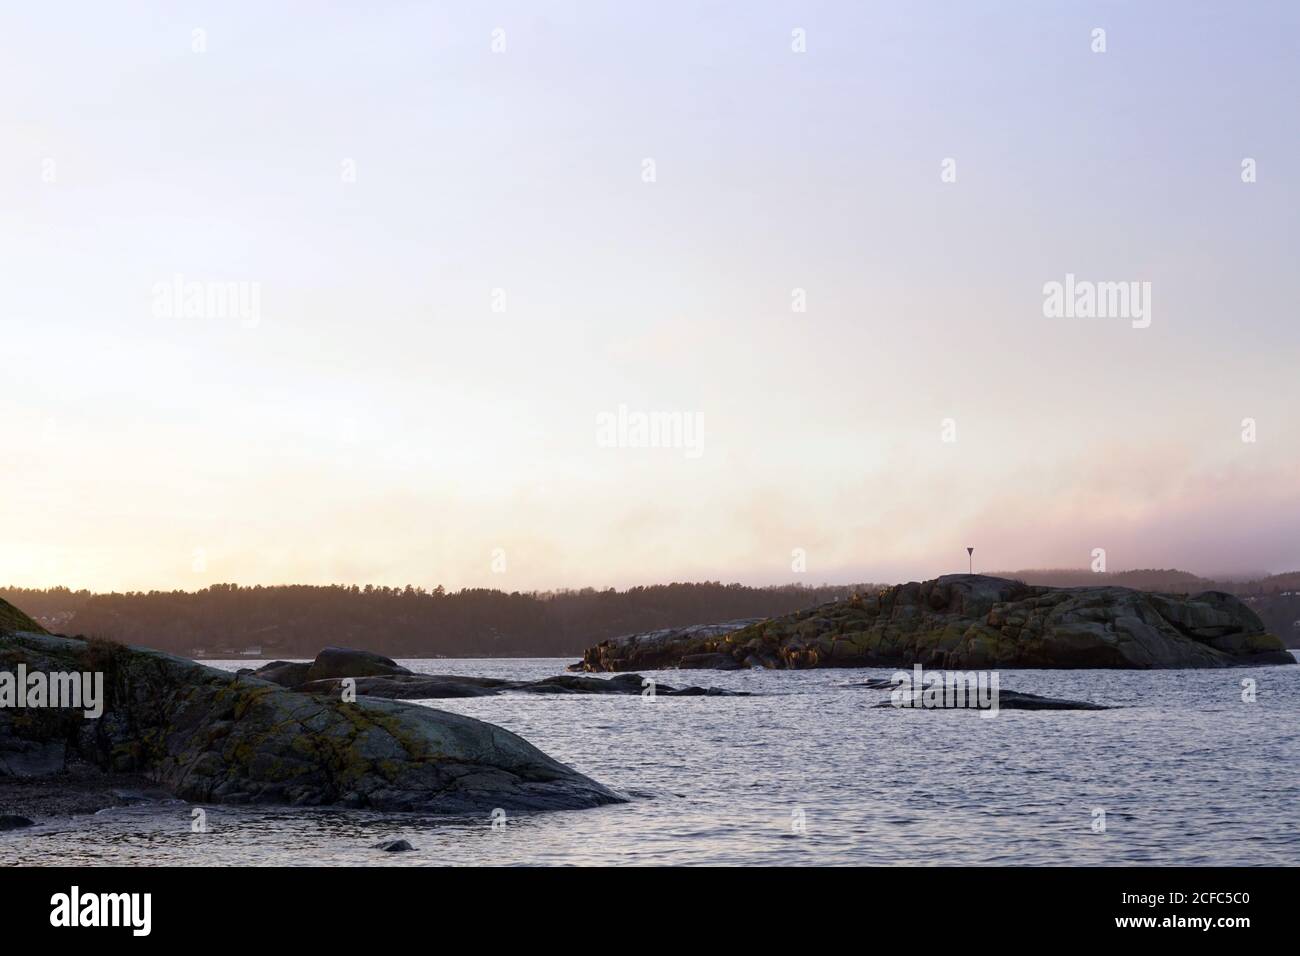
[2,1,1297,590]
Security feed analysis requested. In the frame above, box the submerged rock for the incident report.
[0,814,34,830]
[573,576,1296,671]
[868,689,1111,711]
[850,676,1110,709]
[0,605,624,815]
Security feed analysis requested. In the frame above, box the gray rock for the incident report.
[870,689,1111,711]
[679,652,744,670]
[0,613,625,815]
[238,645,748,698]
[573,576,1296,671]
[109,788,183,804]
[293,670,747,700]
[305,646,412,682]
[248,660,312,688]
[297,674,507,698]
[569,620,764,672]
[0,740,66,778]
[371,838,415,852]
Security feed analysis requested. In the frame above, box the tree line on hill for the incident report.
[4,567,1298,658]
[0,581,873,659]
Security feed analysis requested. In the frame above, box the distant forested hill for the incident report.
[0,581,876,659]
[992,568,1212,591]
[6,567,1298,657]
[0,586,93,634]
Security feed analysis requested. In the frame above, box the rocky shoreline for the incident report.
[1,607,625,822]
[571,575,1296,671]
[7,574,1287,831]
[0,765,171,826]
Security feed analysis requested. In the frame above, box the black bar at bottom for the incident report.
[0,865,1282,940]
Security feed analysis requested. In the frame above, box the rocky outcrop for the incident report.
[0,609,623,815]
[305,647,412,682]
[247,651,747,699]
[572,575,1295,671]
[239,649,412,690]
[569,620,765,672]
[246,661,312,688]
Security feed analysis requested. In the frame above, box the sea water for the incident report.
[4,656,1297,866]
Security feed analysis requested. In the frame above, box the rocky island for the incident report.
[1,600,623,821]
[572,574,1296,671]
[244,646,745,698]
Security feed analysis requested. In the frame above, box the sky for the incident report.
[1,1,1298,593]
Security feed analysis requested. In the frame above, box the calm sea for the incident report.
[5,655,1298,865]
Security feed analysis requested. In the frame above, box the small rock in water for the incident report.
[111,788,181,805]
[851,677,1110,710]
[0,814,35,831]
[871,689,1110,711]
[371,838,415,852]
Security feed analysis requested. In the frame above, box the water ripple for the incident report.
[3,656,1297,865]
